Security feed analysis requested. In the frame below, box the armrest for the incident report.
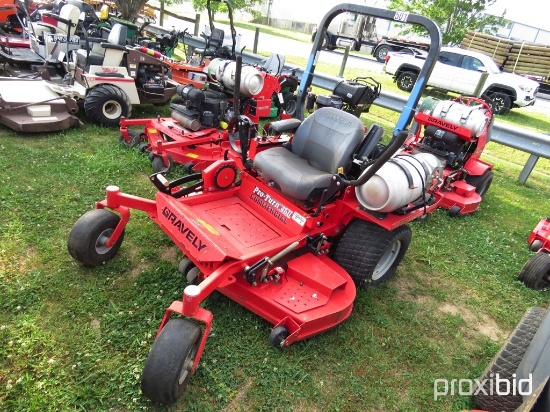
[265,118,302,134]
[101,43,127,51]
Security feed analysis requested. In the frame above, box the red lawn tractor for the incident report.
[518,218,550,289]
[68,5,452,405]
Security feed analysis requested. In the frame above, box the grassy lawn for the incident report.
[2,24,550,412]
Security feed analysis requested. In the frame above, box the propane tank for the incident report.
[207,58,224,82]
[419,97,488,137]
[355,152,441,213]
[207,59,264,97]
[220,62,264,97]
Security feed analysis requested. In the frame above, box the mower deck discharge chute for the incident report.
[68,4,444,405]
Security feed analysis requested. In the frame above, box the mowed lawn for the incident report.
[2,37,550,411]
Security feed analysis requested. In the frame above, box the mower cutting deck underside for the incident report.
[0,77,81,131]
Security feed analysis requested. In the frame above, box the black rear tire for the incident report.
[396,71,418,92]
[141,318,202,405]
[67,209,125,266]
[518,252,550,290]
[474,307,547,412]
[334,220,412,289]
[465,170,494,198]
[84,84,132,127]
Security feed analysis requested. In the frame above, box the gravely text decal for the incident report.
[161,207,207,251]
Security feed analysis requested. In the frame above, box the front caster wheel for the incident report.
[119,129,142,148]
[141,318,202,405]
[152,155,172,174]
[269,326,289,347]
[67,209,125,266]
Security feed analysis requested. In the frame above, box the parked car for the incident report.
[383,46,539,114]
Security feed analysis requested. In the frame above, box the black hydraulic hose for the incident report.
[343,130,408,187]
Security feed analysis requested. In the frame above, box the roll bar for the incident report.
[295,4,441,188]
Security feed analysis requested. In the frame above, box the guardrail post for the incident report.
[194,13,200,36]
[253,28,259,54]
[339,46,350,77]
[160,0,165,27]
[519,154,540,184]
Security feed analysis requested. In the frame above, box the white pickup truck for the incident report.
[383,46,539,114]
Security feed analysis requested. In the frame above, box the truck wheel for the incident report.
[474,307,547,412]
[487,92,512,115]
[67,209,125,267]
[141,318,202,405]
[465,170,493,198]
[374,45,391,62]
[334,220,412,290]
[396,71,417,92]
[518,252,550,290]
[84,84,132,127]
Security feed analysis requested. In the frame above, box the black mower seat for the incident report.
[253,107,365,200]
[76,23,127,68]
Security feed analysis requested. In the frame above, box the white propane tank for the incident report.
[219,62,264,97]
[428,99,488,138]
[355,152,441,213]
[206,58,224,82]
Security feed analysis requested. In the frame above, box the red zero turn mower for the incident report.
[518,218,550,289]
[118,55,300,174]
[68,5,442,405]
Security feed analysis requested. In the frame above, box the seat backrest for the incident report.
[57,4,81,34]
[107,23,127,46]
[207,28,224,51]
[290,107,365,173]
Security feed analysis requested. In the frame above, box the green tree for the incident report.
[189,0,264,14]
[387,0,505,45]
[114,0,149,22]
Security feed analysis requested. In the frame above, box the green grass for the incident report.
[1,24,550,412]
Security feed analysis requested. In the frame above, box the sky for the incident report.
[265,0,550,33]
[485,0,550,31]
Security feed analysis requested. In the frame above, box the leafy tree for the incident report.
[387,0,505,45]
[189,0,264,14]
[113,0,264,24]
[114,0,149,22]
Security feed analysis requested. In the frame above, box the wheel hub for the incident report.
[103,101,123,120]
[95,228,114,254]
[373,240,402,280]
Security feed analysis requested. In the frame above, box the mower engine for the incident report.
[410,96,489,169]
[170,84,229,131]
[354,95,493,215]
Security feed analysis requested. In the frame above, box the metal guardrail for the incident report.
[150,24,550,184]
